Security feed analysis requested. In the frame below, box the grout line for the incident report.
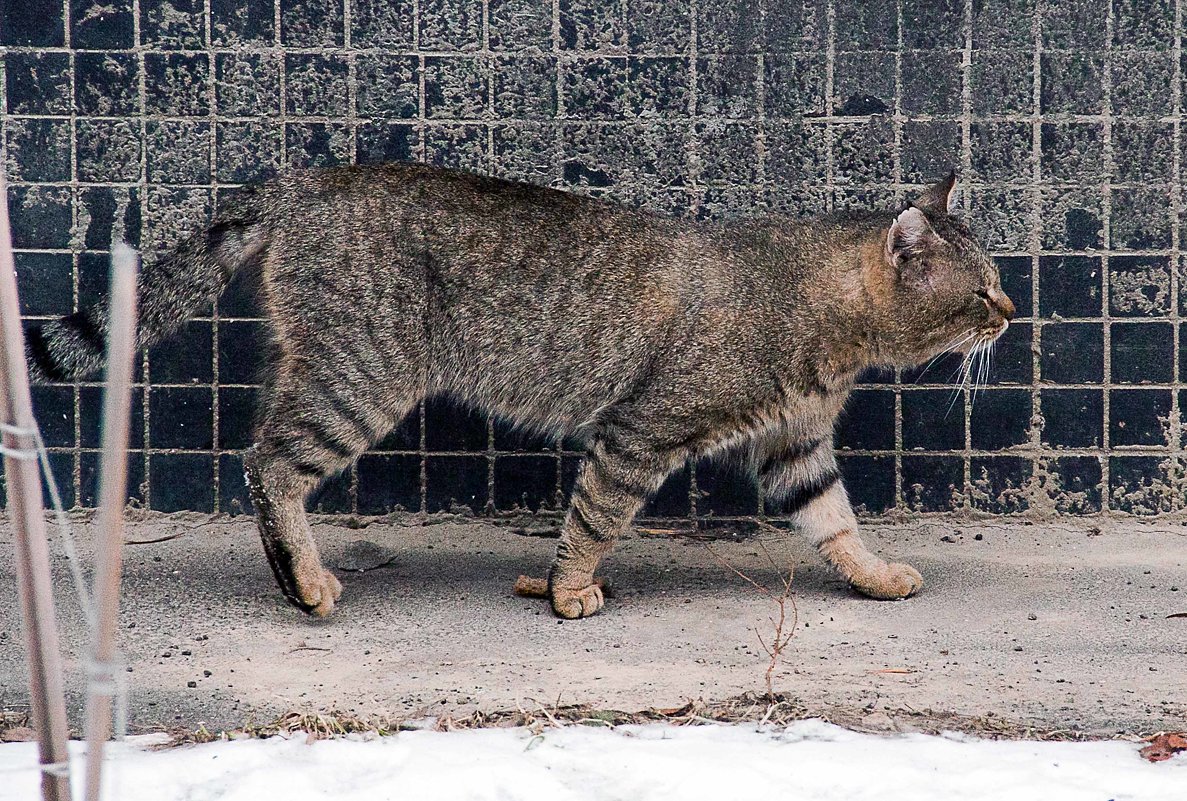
[892,0,904,511]
[1030,0,1044,495]
[207,0,221,513]
[959,0,974,509]
[1101,0,1114,511]
[1170,0,1184,511]
[823,0,835,214]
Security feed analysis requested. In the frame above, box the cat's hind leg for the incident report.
[549,433,682,619]
[245,376,415,617]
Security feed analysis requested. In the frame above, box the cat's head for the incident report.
[871,172,1014,368]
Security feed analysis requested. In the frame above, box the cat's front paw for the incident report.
[550,582,606,619]
[851,562,923,600]
[288,566,344,617]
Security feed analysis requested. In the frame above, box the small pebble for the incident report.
[186,680,197,688]
[1027,613,1037,621]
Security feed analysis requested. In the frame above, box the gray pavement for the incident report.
[1,514,1185,736]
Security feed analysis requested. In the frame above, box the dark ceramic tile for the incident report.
[642,464,691,517]
[1109,389,1171,447]
[693,0,759,53]
[493,454,559,511]
[357,454,421,514]
[425,455,488,513]
[217,386,257,450]
[836,389,895,451]
[149,321,213,384]
[6,119,72,183]
[211,0,274,44]
[356,122,419,165]
[147,121,211,184]
[1109,455,1171,515]
[218,453,251,514]
[15,253,73,317]
[836,455,895,516]
[6,53,72,115]
[217,320,265,385]
[81,451,145,508]
[971,49,1032,116]
[216,53,282,117]
[902,455,963,512]
[80,386,145,449]
[145,53,211,116]
[1040,53,1105,115]
[307,469,352,513]
[78,186,142,249]
[149,453,213,512]
[488,0,551,50]
[424,397,488,451]
[1040,323,1103,384]
[1040,389,1104,449]
[1111,322,1173,384]
[8,186,72,249]
[901,50,962,115]
[970,456,1031,514]
[765,53,826,118]
[970,389,1032,450]
[350,0,414,47]
[1046,456,1102,513]
[696,456,760,517]
[2,0,65,45]
[1039,256,1102,319]
[70,0,134,48]
[996,256,1032,319]
[31,385,75,448]
[285,54,350,116]
[141,0,205,48]
[988,322,1034,386]
[373,406,421,451]
[279,0,343,46]
[149,386,213,449]
[833,0,895,50]
[902,389,964,450]
[1110,257,1172,318]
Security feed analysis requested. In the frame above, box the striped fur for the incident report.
[26,166,1008,617]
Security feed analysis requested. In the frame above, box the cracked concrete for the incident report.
[0,514,1185,737]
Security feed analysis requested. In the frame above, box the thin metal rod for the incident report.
[0,174,72,800]
[83,243,139,801]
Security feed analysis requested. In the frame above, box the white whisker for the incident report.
[914,329,979,385]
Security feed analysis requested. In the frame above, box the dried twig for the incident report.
[703,540,798,699]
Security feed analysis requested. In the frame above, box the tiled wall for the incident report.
[1,0,1182,520]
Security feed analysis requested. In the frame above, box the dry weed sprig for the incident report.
[703,538,798,699]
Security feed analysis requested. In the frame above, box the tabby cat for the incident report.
[27,167,1013,619]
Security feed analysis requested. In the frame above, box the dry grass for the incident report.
[703,532,798,699]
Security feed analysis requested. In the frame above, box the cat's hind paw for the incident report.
[287,566,344,617]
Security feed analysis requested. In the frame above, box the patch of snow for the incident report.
[0,720,1182,801]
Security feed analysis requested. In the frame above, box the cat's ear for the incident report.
[885,206,936,262]
[914,170,958,215]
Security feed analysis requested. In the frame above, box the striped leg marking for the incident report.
[760,438,922,600]
[548,439,671,619]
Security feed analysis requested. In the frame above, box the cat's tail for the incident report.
[25,194,268,384]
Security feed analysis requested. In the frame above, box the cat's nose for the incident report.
[989,288,1015,321]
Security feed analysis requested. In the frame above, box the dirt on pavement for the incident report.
[1,513,1185,738]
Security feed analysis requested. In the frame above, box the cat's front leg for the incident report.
[759,438,922,599]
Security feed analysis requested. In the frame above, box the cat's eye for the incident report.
[974,289,991,302]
